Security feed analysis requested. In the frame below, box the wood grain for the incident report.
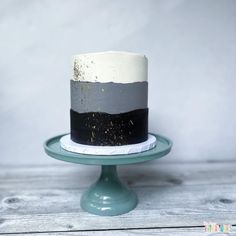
[0,162,235,234]
[4,226,236,236]
[1,162,236,190]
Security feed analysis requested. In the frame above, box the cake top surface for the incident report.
[72,51,148,83]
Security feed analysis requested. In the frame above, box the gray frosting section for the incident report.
[71,80,148,114]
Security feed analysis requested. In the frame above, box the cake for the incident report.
[70,51,148,146]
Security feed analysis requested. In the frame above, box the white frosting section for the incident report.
[72,51,148,83]
[60,134,156,155]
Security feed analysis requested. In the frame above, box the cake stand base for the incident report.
[44,133,172,216]
[81,165,137,216]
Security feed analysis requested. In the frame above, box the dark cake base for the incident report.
[70,108,148,146]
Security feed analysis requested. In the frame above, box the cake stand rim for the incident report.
[44,133,172,165]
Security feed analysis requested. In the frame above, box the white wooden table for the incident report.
[0,162,236,235]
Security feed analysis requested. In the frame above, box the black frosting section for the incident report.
[70,108,148,146]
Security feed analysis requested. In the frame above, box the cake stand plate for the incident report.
[44,133,172,216]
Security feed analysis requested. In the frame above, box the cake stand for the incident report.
[44,133,172,216]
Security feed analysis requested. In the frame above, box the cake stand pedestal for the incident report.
[44,133,172,216]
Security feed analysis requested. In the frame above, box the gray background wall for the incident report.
[1,0,236,165]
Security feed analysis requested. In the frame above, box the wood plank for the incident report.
[0,162,236,190]
[6,226,236,236]
[0,162,236,234]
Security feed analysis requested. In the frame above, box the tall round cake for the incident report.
[70,51,148,146]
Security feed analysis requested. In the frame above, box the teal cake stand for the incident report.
[44,133,172,216]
